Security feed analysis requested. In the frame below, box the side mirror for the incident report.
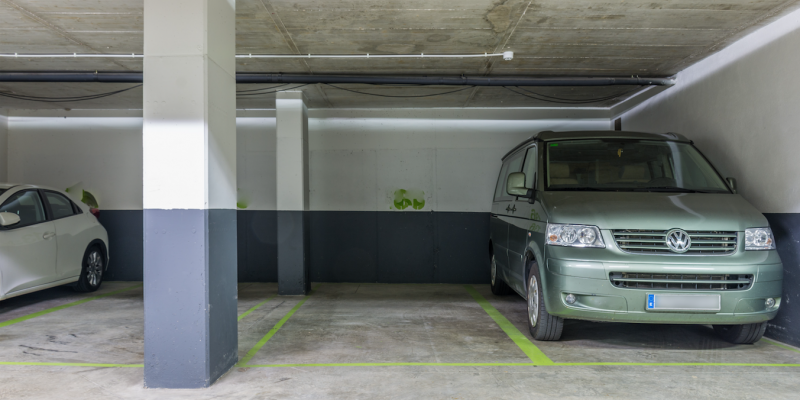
[0,212,21,227]
[726,177,737,194]
[507,172,530,197]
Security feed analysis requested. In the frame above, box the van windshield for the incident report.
[545,139,731,193]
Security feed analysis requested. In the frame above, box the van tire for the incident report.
[490,254,512,295]
[527,262,563,341]
[74,245,104,293]
[713,322,767,344]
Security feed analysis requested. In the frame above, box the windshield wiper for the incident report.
[633,186,711,193]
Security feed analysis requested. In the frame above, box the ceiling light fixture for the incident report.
[0,51,515,60]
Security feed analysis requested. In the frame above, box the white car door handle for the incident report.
[43,232,56,240]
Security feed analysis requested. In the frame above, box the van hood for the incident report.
[540,192,767,231]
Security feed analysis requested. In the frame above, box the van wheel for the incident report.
[527,262,563,341]
[713,322,767,344]
[490,254,512,295]
[75,246,104,293]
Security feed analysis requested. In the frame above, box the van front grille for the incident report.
[613,230,737,255]
[609,272,752,290]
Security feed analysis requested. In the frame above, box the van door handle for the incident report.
[43,232,56,240]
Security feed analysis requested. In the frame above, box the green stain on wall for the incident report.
[392,189,426,210]
[65,182,99,208]
[81,190,99,208]
[237,188,250,209]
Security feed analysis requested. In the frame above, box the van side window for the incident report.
[493,162,510,201]
[494,151,525,201]
[522,146,537,188]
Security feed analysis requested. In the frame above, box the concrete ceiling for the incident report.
[0,0,798,109]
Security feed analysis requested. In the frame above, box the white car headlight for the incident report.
[546,224,605,248]
[745,227,776,250]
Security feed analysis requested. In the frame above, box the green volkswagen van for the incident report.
[489,131,782,344]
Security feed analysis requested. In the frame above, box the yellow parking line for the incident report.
[762,338,800,354]
[238,295,277,321]
[0,362,143,368]
[0,284,143,329]
[238,285,319,367]
[463,285,554,365]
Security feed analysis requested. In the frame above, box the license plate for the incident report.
[646,293,721,311]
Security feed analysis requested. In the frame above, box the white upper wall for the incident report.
[621,7,800,214]
[7,111,143,210]
[307,116,608,212]
[6,109,609,212]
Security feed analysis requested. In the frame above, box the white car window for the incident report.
[44,192,76,220]
[0,191,46,228]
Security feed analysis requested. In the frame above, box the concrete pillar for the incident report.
[276,91,310,295]
[142,0,237,388]
[0,109,7,182]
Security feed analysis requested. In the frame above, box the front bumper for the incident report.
[543,258,782,325]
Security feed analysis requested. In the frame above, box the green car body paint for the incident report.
[490,130,783,341]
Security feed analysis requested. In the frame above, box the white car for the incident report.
[0,184,109,300]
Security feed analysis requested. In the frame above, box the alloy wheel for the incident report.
[86,250,103,287]
[490,255,497,286]
[528,274,539,327]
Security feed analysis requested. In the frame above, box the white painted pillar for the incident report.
[142,0,238,388]
[275,91,310,294]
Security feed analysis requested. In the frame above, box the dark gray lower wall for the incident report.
[99,211,144,281]
[102,210,490,284]
[307,211,490,283]
[763,213,800,348]
[100,210,800,345]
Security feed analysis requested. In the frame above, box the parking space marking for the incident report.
[0,362,143,368]
[552,362,800,367]
[246,363,537,367]
[238,295,277,321]
[763,338,800,354]
[238,287,319,367]
[0,284,143,330]
[463,285,554,365]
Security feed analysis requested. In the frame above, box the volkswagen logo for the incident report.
[666,229,691,253]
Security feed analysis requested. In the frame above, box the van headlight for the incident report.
[745,228,776,250]
[546,224,605,248]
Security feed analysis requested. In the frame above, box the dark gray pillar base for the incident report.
[277,210,310,295]
[144,209,238,388]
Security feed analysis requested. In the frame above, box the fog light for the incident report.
[565,294,576,304]
[765,298,776,308]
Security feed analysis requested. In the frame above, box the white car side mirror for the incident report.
[0,212,21,227]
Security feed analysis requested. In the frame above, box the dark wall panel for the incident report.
[98,210,143,281]
[377,212,436,283]
[237,210,278,282]
[764,213,800,348]
[99,210,490,285]
[434,212,490,284]
[309,211,378,282]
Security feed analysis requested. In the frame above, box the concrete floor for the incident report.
[1,282,799,399]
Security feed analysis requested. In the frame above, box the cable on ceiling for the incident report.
[0,84,142,103]
[502,86,641,104]
[512,85,643,102]
[235,84,292,93]
[322,84,476,98]
[236,84,309,97]
[0,52,515,60]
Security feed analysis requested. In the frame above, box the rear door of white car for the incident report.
[0,189,58,294]
[42,191,89,280]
